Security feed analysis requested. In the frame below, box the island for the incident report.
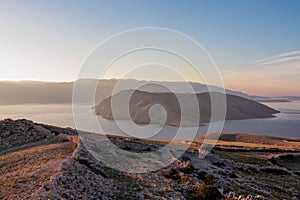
[95,90,279,127]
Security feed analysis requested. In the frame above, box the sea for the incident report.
[0,101,299,140]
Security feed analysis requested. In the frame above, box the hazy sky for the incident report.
[0,0,299,96]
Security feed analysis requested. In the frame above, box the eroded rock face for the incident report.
[95,90,279,127]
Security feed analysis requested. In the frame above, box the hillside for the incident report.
[0,119,299,199]
[0,119,78,199]
[95,90,279,127]
[1,119,300,199]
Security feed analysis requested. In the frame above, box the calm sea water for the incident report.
[0,101,299,139]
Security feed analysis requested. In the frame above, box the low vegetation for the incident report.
[1,119,300,199]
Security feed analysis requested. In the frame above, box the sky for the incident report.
[0,0,299,96]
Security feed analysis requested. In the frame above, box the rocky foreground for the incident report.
[0,119,300,200]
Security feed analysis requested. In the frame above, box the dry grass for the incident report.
[0,140,77,199]
[192,133,300,151]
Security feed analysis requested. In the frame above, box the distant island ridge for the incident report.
[95,90,279,127]
[0,79,296,105]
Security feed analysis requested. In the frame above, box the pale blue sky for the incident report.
[0,0,299,95]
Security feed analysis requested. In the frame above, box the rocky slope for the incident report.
[0,119,299,199]
[95,90,279,127]
[0,119,78,199]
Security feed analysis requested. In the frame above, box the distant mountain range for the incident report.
[0,79,297,105]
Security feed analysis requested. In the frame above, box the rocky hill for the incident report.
[0,119,299,199]
[95,90,279,127]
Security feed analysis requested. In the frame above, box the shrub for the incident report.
[162,168,181,180]
[178,161,195,174]
[197,171,215,184]
[193,183,223,200]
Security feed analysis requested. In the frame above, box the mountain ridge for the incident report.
[0,79,289,105]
